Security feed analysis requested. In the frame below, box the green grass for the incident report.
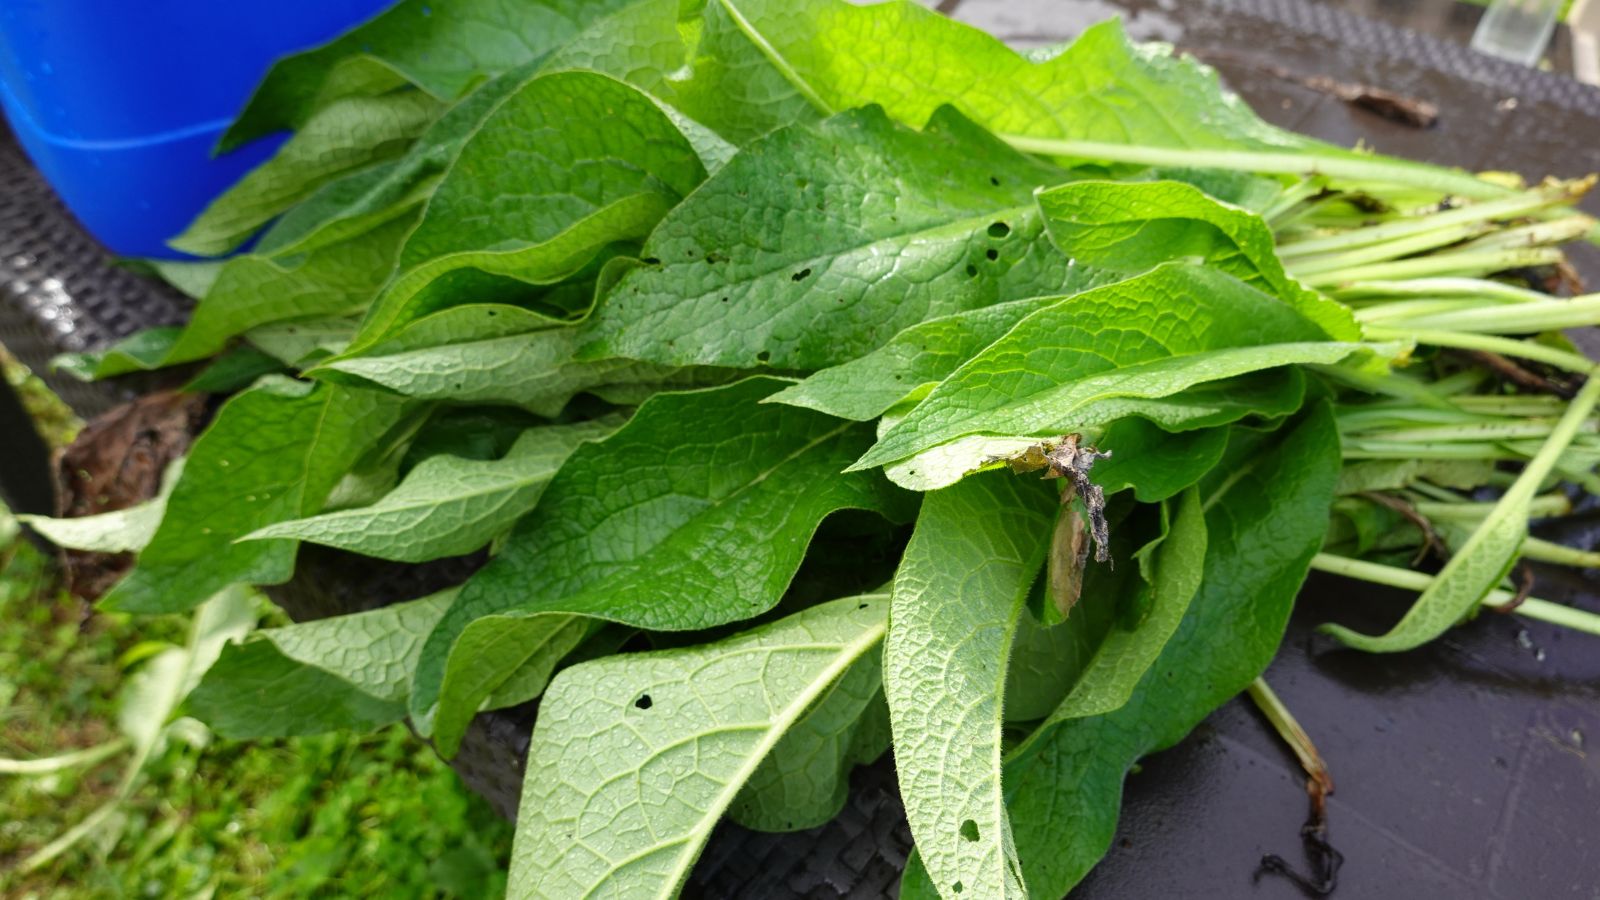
[1,351,512,898]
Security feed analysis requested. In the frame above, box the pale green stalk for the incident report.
[1330,277,1550,303]
[1310,553,1600,637]
[1300,248,1564,288]
[1390,294,1600,334]
[1362,325,1598,374]
[1276,181,1582,257]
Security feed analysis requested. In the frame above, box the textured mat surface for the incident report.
[2,2,1599,897]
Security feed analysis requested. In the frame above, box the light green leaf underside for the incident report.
[508,594,888,899]
[20,459,185,554]
[887,473,1058,900]
[187,590,456,740]
[244,418,617,562]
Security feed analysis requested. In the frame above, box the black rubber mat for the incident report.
[2,1,1598,896]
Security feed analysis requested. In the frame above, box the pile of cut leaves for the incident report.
[36,1,1600,896]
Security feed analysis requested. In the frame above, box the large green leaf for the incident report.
[577,105,1100,370]
[219,0,637,151]
[186,590,455,738]
[854,263,1378,471]
[413,378,914,755]
[508,594,887,899]
[175,92,441,256]
[243,418,617,562]
[685,1,1308,151]
[903,404,1341,899]
[19,460,184,554]
[1035,179,1358,339]
[100,378,408,614]
[346,70,707,351]
[886,472,1058,900]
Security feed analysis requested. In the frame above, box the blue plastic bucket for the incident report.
[0,0,397,258]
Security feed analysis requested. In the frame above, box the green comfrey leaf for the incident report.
[246,316,358,367]
[508,594,888,899]
[219,0,638,152]
[901,404,1341,899]
[728,649,890,833]
[1088,419,1230,503]
[413,377,915,756]
[854,263,1385,473]
[1334,458,1498,495]
[186,590,456,739]
[99,378,410,615]
[81,212,417,379]
[886,472,1058,900]
[1035,179,1359,340]
[684,1,1309,152]
[577,104,1102,371]
[346,70,707,351]
[253,59,545,259]
[242,417,619,563]
[174,92,442,256]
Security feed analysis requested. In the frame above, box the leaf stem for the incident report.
[1276,182,1584,258]
[1384,294,1600,334]
[1362,326,1599,374]
[1309,553,1600,637]
[999,136,1510,199]
[1330,277,1551,303]
[1299,247,1565,288]
[1245,678,1332,800]
[0,738,129,776]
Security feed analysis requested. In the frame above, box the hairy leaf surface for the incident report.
[509,594,887,899]
[187,591,455,738]
[887,473,1058,900]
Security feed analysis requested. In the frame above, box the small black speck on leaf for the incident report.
[985,249,999,261]
[635,694,653,710]
[987,222,1010,238]
[791,267,812,282]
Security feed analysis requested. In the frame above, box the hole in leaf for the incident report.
[486,310,497,317]
[987,222,1011,238]
[635,694,653,710]
[756,351,771,364]
[858,602,869,610]
[965,264,979,277]
[960,820,980,842]
[791,267,812,282]
[989,175,1000,186]
[720,296,730,303]
[952,882,964,894]
[642,257,661,266]
[985,249,999,261]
